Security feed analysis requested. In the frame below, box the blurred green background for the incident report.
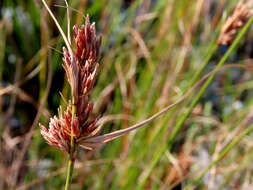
[1,0,253,189]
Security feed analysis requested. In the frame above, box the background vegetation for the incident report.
[1,0,253,189]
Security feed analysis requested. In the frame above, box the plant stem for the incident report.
[64,102,77,190]
[183,124,253,190]
[64,158,75,190]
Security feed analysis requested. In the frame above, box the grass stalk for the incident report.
[64,158,75,190]
[183,123,253,190]
[64,102,77,190]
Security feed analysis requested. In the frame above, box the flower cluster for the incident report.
[40,16,101,153]
[218,1,253,45]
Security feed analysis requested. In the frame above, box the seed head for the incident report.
[73,16,101,65]
[218,1,253,45]
[40,16,101,153]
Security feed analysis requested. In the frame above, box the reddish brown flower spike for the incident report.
[40,16,101,153]
[218,2,253,45]
[74,16,101,65]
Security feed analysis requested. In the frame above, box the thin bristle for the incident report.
[41,0,73,55]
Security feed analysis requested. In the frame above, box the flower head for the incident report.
[40,16,101,153]
[218,1,253,45]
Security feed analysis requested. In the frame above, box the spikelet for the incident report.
[40,16,101,153]
[218,1,253,45]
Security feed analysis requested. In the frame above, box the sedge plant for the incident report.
[39,0,193,189]
[39,1,253,189]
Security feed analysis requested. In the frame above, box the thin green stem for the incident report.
[64,102,77,190]
[184,43,218,93]
[64,158,75,190]
[183,124,253,190]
